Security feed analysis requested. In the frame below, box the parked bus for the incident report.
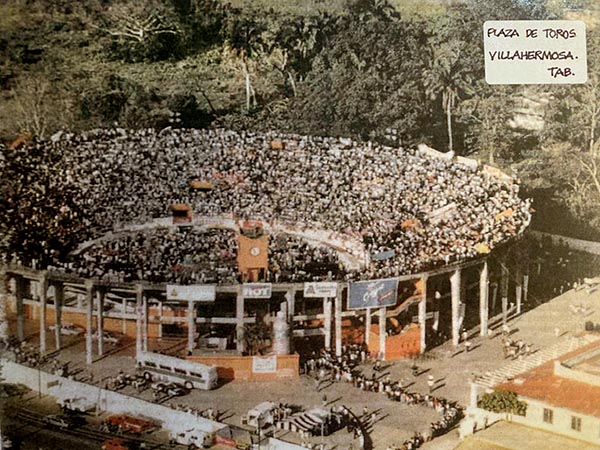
[136,351,218,390]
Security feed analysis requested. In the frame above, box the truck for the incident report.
[169,428,212,449]
[104,415,157,434]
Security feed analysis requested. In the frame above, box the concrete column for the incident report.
[236,288,245,353]
[96,289,105,356]
[378,307,386,360]
[515,266,523,315]
[187,300,195,353]
[16,277,25,342]
[334,287,343,357]
[450,268,461,347]
[0,271,9,343]
[418,276,427,354]
[470,382,479,408]
[135,285,143,358]
[142,294,149,352]
[523,274,529,304]
[38,274,48,354]
[286,288,295,352]
[121,297,127,335]
[85,281,94,365]
[365,308,372,346]
[157,301,163,339]
[30,282,39,326]
[53,282,63,350]
[501,261,509,325]
[323,298,332,350]
[479,261,489,337]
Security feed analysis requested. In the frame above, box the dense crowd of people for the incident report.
[1,128,531,283]
[51,228,239,284]
[44,227,342,284]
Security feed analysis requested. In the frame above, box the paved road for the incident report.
[0,396,186,450]
[3,412,101,450]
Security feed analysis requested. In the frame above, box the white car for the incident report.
[92,331,120,344]
[49,324,84,336]
[44,414,77,429]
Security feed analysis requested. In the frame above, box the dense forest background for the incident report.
[2,0,600,238]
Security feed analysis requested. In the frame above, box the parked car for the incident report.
[164,382,190,398]
[44,414,78,430]
[150,381,166,393]
[49,324,84,336]
[92,331,120,345]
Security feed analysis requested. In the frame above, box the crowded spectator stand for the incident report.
[1,128,530,285]
[0,128,532,370]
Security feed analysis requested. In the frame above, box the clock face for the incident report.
[250,247,261,256]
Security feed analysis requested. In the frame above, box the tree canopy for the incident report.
[2,0,600,235]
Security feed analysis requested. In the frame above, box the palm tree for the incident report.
[424,41,474,153]
[226,15,266,112]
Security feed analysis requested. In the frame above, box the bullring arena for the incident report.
[0,129,533,449]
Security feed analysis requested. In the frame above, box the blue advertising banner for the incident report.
[348,278,399,310]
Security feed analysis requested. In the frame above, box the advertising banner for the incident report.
[303,282,338,298]
[166,284,216,302]
[348,278,399,310]
[243,283,272,299]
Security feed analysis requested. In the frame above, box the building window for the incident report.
[543,408,553,424]
[571,416,582,432]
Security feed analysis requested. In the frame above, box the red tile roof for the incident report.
[498,339,600,418]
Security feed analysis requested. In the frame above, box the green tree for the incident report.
[424,13,479,153]
[464,0,552,21]
[478,390,527,416]
[522,28,600,230]
[283,0,430,141]
[224,11,268,112]
[95,0,183,62]
[460,84,518,164]
[520,142,600,229]
[543,73,600,156]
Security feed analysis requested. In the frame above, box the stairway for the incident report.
[475,333,600,389]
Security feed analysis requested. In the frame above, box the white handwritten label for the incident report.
[484,20,587,84]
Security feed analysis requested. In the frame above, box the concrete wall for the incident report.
[24,304,164,338]
[459,406,505,438]
[368,325,421,360]
[514,397,600,445]
[267,438,305,450]
[186,354,299,381]
[554,361,600,387]
[463,399,600,446]
[1,359,227,435]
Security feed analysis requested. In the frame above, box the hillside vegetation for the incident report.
[2,0,600,235]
